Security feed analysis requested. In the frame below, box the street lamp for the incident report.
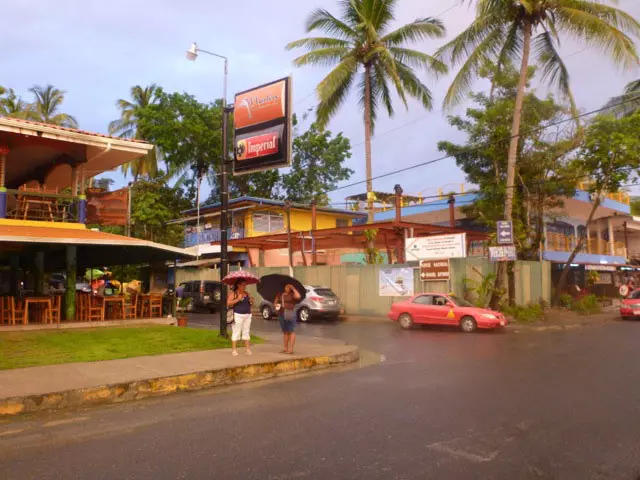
[186,41,231,338]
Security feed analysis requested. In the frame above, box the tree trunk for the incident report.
[554,198,601,304]
[504,19,531,222]
[364,63,374,224]
[489,262,505,310]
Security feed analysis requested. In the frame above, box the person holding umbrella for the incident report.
[275,284,302,354]
[223,271,259,356]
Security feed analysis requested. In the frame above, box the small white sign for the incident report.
[405,234,466,261]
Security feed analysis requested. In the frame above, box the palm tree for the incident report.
[286,0,447,222]
[108,84,161,180]
[28,84,78,128]
[0,88,32,119]
[437,0,640,225]
[603,78,640,117]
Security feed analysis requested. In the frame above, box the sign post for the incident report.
[496,221,513,245]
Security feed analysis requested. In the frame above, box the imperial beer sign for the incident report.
[233,77,292,175]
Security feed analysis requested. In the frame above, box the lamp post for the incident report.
[186,42,231,337]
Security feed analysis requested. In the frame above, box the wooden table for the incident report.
[23,297,52,324]
[101,296,125,320]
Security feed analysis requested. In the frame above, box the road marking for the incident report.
[427,442,499,463]
[0,428,28,437]
[43,416,90,427]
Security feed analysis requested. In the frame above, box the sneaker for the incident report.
[232,350,239,357]
[246,349,252,356]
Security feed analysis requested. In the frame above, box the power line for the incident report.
[328,94,640,193]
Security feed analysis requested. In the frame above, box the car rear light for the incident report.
[200,283,204,294]
[309,296,323,302]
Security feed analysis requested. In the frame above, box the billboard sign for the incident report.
[379,268,414,297]
[405,234,466,261]
[420,260,450,281]
[233,77,292,175]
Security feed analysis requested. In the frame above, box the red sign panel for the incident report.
[86,188,129,226]
[236,131,280,161]
[234,80,286,130]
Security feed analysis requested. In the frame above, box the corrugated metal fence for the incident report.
[176,259,551,316]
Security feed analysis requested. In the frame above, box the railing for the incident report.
[5,189,80,223]
[184,228,245,247]
[578,182,630,205]
[546,233,627,258]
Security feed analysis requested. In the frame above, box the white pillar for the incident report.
[586,223,591,254]
[608,217,615,256]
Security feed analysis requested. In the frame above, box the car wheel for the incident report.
[298,307,311,323]
[213,289,222,303]
[261,305,273,320]
[398,313,414,330]
[460,316,477,333]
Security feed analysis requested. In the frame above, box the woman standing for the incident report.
[275,284,302,354]
[227,279,253,356]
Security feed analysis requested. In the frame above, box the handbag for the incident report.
[226,309,235,325]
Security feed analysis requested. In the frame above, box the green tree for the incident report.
[604,79,640,117]
[108,85,161,180]
[631,196,640,216]
[437,0,640,227]
[28,84,78,127]
[282,122,353,205]
[0,88,31,119]
[286,0,447,222]
[91,177,115,191]
[555,112,640,301]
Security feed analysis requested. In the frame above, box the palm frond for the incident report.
[442,24,505,107]
[381,17,446,46]
[316,55,358,129]
[568,0,640,37]
[286,37,351,51]
[394,61,435,112]
[49,113,78,128]
[358,69,380,134]
[494,22,522,74]
[373,62,394,119]
[555,6,639,68]
[305,7,356,39]
[389,47,448,76]
[436,14,502,68]
[291,47,352,67]
[377,49,408,109]
[624,79,640,94]
[602,78,640,117]
[534,31,578,116]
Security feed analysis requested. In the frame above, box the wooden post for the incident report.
[311,200,317,266]
[586,223,592,254]
[65,246,77,321]
[608,217,615,256]
[286,201,293,269]
[9,255,19,297]
[383,233,394,264]
[71,165,78,196]
[258,249,265,267]
[448,194,456,228]
[597,219,603,255]
[394,184,403,224]
[34,251,45,296]
[0,146,8,218]
[624,221,629,259]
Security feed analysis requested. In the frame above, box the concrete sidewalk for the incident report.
[0,333,359,416]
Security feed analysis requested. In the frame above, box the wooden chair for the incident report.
[149,294,163,318]
[124,293,138,319]
[19,185,56,221]
[75,293,87,321]
[88,296,104,322]
[0,296,22,325]
[50,294,62,323]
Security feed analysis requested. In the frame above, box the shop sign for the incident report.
[488,246,517,262]
[420,260,450,281]
[405,234,466,261]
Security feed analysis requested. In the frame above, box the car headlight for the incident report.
[481,314,497,319]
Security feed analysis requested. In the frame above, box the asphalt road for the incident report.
[2,315,640,479]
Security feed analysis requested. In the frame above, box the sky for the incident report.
[2,0,639,204]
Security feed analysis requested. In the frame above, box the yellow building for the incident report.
[172,196,366,266]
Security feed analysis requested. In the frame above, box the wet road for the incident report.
[2,315,640,479]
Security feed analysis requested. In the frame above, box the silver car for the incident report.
[259,285,343,322]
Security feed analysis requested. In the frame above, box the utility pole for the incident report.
[219,57,230,338]
[286,200,293,274]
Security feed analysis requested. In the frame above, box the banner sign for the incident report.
[86,187,129,226]
[379,268,414,297]
[233,77,292,175]
[420,260,450,281]
[488,246,517,262]
[406,234,466,261]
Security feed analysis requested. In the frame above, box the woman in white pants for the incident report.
[227,279,253,356]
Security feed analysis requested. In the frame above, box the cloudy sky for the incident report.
[2,0,639,203]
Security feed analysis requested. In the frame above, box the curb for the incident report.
[0,347,359,417]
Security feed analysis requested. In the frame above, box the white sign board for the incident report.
[405,234,466,262]
[379,268,414,297]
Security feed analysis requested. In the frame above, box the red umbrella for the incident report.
[222,270,260,286]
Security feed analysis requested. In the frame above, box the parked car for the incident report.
[388,293,507,333]
[177,280,223,313]
[259,285,343,322]
[620,289,640,319]
[48,273,92,293]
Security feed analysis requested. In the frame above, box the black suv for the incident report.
[177,280,223,313]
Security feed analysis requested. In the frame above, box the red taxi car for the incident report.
[388,293,507,333]
[620,289,640,320]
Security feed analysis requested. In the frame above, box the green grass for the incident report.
[0,326,263,370]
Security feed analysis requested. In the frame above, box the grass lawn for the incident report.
[0,326,263,370]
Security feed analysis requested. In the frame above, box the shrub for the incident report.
[559,294,574,308]
[503,303,546,323]
[570,294,601,315]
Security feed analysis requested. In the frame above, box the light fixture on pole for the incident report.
[185,41,230,338]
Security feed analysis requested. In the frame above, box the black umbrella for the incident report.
[257,274,306,303]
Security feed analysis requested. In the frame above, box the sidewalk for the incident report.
[507,311,620,332]
[0,333,359,416]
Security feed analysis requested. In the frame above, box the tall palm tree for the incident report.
[437,0,640,225]
[108,84,161,180]
[604,78,640,116]
[286,0,447,222]
[0,88,32,119]
[28,84,78,128]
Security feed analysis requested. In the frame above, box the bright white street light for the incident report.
[186,42,198,61]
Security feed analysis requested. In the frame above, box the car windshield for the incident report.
[629,290,640,300]
[314,288,337,297]
[448,295,474,308]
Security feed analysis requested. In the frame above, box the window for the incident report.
[432,296,448,307]
[182,283,193,293]
[336,218,349,228]
[413,295,432,305]
[253,212,285,233]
